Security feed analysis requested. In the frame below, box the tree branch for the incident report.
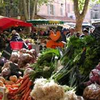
[73,0,80,18]
[81,0,90,17]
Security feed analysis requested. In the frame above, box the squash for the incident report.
[49,31,61,42]
[9,75,18,83]
[46,40,64,49]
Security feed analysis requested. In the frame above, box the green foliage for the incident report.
[52,35,100,91]
[76,0,100,13]
[78,0,85,13]
[30,48,60,81]
[38,0,52,5]
[91,0,100,4]
[61,36,85,65]
[0,0,51,18]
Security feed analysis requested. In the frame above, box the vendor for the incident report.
[2,30,28,59]
[10,30,28,49]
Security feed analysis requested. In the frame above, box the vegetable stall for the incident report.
[0,17,32,32]
[27,19,70,33]
[0,25,100,100]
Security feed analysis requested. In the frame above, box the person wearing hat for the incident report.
[10,30,21,41]
[2,30,28,59]
[83,29,89,36]
[10,30,28,48]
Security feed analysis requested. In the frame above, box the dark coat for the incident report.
[10,34,28,49]
[2,34,28,59]
[61,33,67,42]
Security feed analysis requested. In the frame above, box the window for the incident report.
[67,4,70,13]
[48,4,54,15]
[50,4,54,15]
[92,10,99,19]
[91,10,93,19]
[60,4,64,15]
[60,8,63,15]
[94,12,98,19]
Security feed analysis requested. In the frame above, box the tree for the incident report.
[73,0,90,33]
[0,0,51,20]
[73,0,100,33]
[0,0,7,15]
[22,0,52,20]
[1,0,20,17]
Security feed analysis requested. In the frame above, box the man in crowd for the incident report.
[61,28,70,43]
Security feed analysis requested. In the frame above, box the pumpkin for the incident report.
[9,75,18,83]
[46,40,64,49]
[49,31,61,42]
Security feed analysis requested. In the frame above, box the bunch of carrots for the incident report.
[7,77,23,100]
[7,74,33,100]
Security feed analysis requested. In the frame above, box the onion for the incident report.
[30,78,64,100]
[89,69,100,84]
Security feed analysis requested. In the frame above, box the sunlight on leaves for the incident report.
[78,0,85,13]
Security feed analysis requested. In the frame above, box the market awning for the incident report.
[27,19,64,25]
[0,17,32,31]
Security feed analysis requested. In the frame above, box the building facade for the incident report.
[38,0,65,17]
[37,0,91,23]
[90,4,100,23]
[64,0,91,22]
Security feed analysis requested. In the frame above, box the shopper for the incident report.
[61,28,70,43]
[80,29,89,38]
[69,27,75,36]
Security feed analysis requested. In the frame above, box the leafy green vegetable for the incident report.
[30,48,60,81]
[51,35,100,95]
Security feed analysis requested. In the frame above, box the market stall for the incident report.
[0,17,32,31]
[27,19,64,25]
[27,19,70,32]
[0,21,100,100]
[27,19,70,51]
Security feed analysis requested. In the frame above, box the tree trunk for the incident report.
[18,1,23,20]
[31,0,37,19]
[23,0,29,20]
[73,0,90,33]
[75,17,84,33]
[28,0,31,20]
